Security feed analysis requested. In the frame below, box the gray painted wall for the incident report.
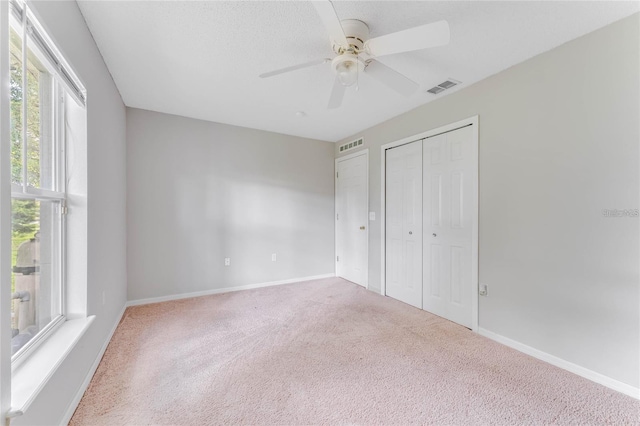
[336,14,639,388]
[13,2,128,425]
[126,108,335,301]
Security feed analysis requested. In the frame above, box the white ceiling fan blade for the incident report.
[365,60,419,97]
[328,76,346,109]
[365,20,450,58]
[312,1,348,49]
[259,58,330,78]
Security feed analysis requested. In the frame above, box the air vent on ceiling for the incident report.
[427,78,461,95]
[339,137,364,153]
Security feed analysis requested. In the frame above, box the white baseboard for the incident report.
[59,304,127,426]
[126,273,336,307]
[478,327,640,400]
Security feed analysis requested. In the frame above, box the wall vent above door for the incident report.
[339,137,364,153]
[427,86,445,95]
[427,78,461,95]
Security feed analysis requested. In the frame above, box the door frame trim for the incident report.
[380,116,479,331]
[335,149,369,289]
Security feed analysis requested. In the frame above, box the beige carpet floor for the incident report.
[70,277,639,425]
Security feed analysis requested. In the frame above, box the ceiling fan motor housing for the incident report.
[333,19,370,53]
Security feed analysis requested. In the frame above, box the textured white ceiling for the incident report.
[77,1,639,142]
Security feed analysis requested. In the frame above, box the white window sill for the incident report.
[8,316,95,419]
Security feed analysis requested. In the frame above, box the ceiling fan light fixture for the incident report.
[332,54,364,87]
[336,61,357,86]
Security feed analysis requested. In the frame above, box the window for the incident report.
[7,0,85,365]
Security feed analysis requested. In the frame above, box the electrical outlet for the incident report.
[271,253,277,262]
[479,284,488,296]
[224,258,230,266]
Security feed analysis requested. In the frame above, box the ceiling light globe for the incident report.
[336,61,358,87]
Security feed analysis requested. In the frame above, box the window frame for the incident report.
[1,1,90,418]
[8,2,68,369]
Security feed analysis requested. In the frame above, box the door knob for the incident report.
[360,226,365,230]
[433,233,437,237]
[409,231,413,235]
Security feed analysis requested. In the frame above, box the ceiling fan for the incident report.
[259,1,450,109]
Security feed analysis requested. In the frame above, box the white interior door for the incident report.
[423,126,474,328]
[385,141,422,308]
[336,152,368,287]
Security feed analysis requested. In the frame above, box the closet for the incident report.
[384,123,476,329]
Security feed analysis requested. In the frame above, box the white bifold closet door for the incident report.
[423,126,474,328]
[385,141,423,308]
